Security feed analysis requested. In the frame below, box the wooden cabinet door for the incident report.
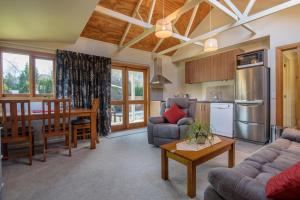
[185,61,192,83]
[184,49,242,83]
[211,53,224,81]
[195,103,210,124]
[203,103,210,125]
[202,57,212,82]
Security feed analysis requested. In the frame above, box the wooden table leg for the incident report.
[161,149,168,180]
[228,142,235,168]
[90,112,97,149]
[187,161,196,198]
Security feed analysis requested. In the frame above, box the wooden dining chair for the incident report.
[1,100,33,165]
[41,99,71,161]
[72,98,99,148]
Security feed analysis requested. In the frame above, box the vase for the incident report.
[196,136,206,144]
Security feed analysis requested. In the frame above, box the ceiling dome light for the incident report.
[155,18,173,39]
[204,38,218,52]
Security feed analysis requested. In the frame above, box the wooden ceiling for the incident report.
[81,0,211,56]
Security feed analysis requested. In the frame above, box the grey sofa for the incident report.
[204,128,300,200]
[147,98,197,146]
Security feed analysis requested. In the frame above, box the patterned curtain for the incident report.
[56,49,111,136]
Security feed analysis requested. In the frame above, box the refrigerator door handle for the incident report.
[239,121,260,125]
[235,100,264,104]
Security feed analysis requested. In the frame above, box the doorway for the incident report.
[111,62,149,131]
[276,43,300,128]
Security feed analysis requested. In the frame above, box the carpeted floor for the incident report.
[3,128,263,200]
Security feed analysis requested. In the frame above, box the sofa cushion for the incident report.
[208,168,268,200]
[265,161,300,200]
[282,128,300,143]
[163,104,186,124]
[207,138,300,200]
[153,123,179,139]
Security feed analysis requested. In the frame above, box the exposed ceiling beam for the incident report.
[172,24,180,34]
[119,0,144,47]
[223,0,243,17]
[242,24,256,34]
[158,0,300,55]
[223,0,256,34]
[118,28,155,52]
[152,38,164,52]
[205,0,238,20]
[137,11,144,21]
[173,33,203,46]
[185,3,200,36]
[166,0,204,22]
[95,5,151,28]
[124,0,203,51]
[147,0,157,24]
[243,0,256,16]
[97,0,204,52]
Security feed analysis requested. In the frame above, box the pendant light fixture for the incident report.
[204,4,218,52]
[155,0,172,39]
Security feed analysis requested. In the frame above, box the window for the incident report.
[35,58,54,95]
[0,48,55,97]
[2,52,30,94]
[111,68,123,101]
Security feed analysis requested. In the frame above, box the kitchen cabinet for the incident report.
[195,103,210,124]
[185,49,242,83]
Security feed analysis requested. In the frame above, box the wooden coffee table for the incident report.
[160,136,235,198]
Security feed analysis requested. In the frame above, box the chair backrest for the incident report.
[160,98,197,119]
[42,99,71,135]
[0,100,31,139]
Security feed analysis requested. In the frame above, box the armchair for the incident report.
[147,98,197,146]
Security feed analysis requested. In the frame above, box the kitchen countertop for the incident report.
[197,100,235,103]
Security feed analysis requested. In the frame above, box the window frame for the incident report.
[0,47,55,98]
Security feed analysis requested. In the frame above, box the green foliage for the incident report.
[37,77,52,94]
[3,72,18,92]
[187,121,214,145]
[134,86,143,96]
[18,64,29,93]
[4,62,53,94]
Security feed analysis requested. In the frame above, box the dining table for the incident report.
[32,108,98,149]
[0,107,99,149]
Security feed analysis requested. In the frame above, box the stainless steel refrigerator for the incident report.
[234,50,270,143]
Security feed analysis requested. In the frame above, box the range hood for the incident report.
[150,57,172,88]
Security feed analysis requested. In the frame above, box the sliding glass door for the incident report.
[111,64,148,131]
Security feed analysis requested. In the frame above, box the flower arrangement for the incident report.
[187,121,214,145]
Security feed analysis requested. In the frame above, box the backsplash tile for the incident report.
[206,85,234,101]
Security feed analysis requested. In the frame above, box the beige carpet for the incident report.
[3,129,263,200]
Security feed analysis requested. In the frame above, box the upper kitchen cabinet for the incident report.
[185,49,242,83]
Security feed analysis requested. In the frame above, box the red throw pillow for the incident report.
[163,104,186,124]
[265,161,300,200]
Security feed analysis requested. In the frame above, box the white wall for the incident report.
[161,56,185,99]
